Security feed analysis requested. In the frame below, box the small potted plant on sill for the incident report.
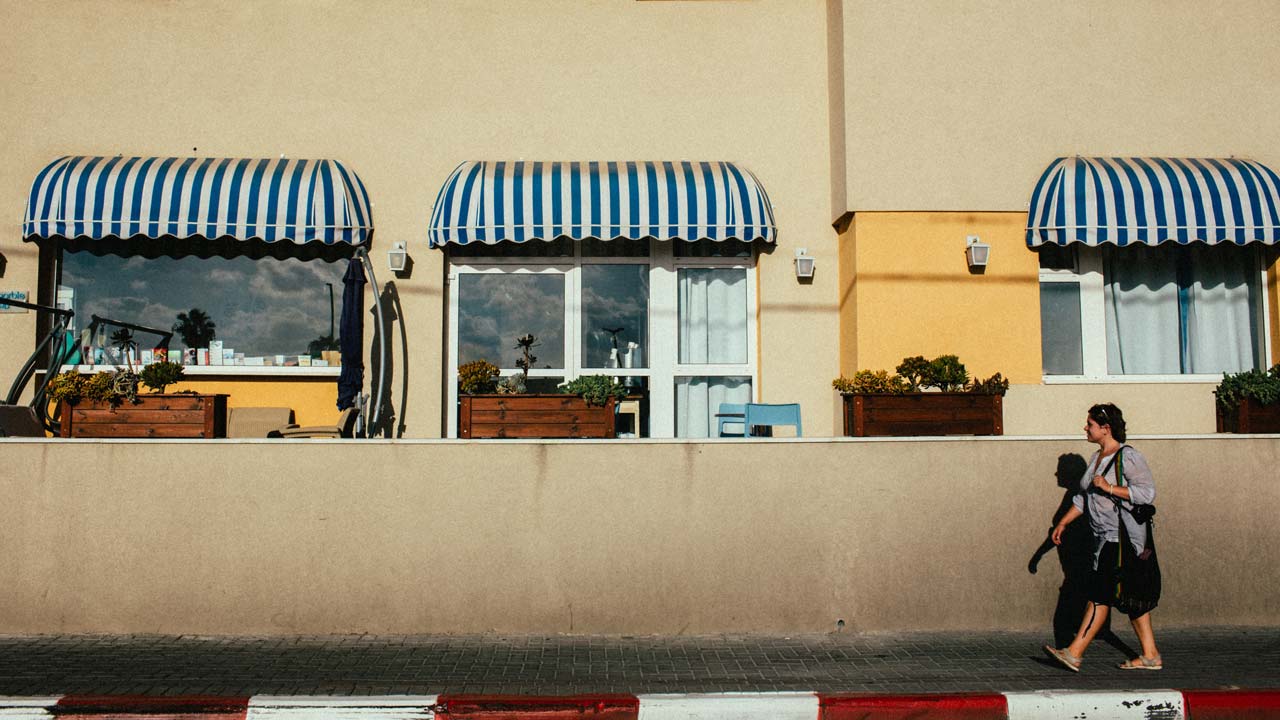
[834,354,1007,437]
[457,334,619,439]
[1214,364,1280,433]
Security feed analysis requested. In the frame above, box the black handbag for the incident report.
[1110,447,1161,615]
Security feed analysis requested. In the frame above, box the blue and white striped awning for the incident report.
[428,161,776,247]
[24,156,373,247]
[1026,157,1280,247]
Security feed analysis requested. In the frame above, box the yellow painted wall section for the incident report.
[1269,256,1279,366]
[837,220,857,377]
[158,377,339,428]
[850,212,1041,383]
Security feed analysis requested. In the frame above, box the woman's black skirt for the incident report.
[1086,540,1161,619]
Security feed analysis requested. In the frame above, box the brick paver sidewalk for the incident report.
[0,627,1276,697]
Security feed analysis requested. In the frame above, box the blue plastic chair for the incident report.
[744,403,802,438]
[715,402,747,437]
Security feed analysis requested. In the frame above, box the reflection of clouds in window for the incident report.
[581,265,648,368]
[60,251,343,357]
[458,274,565,368]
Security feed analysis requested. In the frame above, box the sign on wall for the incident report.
[0,290,29,313]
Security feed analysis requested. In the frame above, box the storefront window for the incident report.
[59,251,346,366]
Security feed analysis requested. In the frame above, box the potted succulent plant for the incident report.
[457,334,621,439]
[834,354,1007,437]
[48,362,226,439]
[1214,365,1280,433]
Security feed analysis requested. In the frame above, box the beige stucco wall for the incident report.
[835,0,1280,215]
[0,0,840,438]
[1004,383,1220,436]
[2,436,1276,634]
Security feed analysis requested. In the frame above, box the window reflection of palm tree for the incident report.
[172,308,216,349]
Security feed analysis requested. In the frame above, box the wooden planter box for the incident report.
[842,393,1003,437]
[1216,397,1280,433]
[59,394,228,438]
[459,394,616,439]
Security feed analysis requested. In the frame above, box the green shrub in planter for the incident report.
[138,361,185,394]
[1214,364,1280,410]
[458,359,500,395]
[560,375,628,407]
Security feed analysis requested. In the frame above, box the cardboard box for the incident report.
[208,340,224,366]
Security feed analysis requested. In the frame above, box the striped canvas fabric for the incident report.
[24,156,373,246]
[428,161,776,247]
[1026,156,1280,247]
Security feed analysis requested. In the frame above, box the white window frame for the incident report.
[446,241,758,438]
[1039,244,1273,383]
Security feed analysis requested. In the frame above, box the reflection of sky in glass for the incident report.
[60,252,345,356]
[581,264,648,368]
[458,274,565,368]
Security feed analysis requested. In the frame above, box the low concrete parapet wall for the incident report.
[1,436,1276,634]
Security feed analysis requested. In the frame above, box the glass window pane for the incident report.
[1039,282,1083,375]
[674,376,752,438]
[1182,244,1262,373]
[1037,244,1076,271]
[674,239,752,258]
[1103,247,1182,374]
[523,376,565,393]
[449,238,573,259]
[1103,244,1262,375]
[678,268,747,364]
[581,238,649,257]
[581,264,649,369]
[458,273,565,369]
[59,251,345,366]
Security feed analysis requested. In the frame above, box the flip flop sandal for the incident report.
[1043,645,1082,672]
[1118,656,1163,670]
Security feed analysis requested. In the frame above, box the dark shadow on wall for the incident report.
[1029,453,1121,649]
[369,281,409,438]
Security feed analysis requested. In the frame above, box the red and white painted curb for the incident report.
[2,690,1278,719]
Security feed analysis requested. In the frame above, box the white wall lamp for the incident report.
[965,235,990,269]
[794,247,816,280]
[387,242,409,273]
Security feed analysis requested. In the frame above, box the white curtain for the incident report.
[1184,246,1259,373]
[678,268,747,364]
[1105,246,1259,374]
[675,376,752,438]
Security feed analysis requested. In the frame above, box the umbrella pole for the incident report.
[357,247,387,438]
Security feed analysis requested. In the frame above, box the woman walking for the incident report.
[1043,403,1163,672]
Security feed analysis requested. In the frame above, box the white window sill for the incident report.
[59,364,340,377]
[1042,374,1222,384]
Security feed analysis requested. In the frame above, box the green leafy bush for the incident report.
[458,359,500,395]
[44,371,87,405]
[832,370,908,395]
[968,372,1010,396]
[138,361,185,393]
[1214,365,1280,410]
[837,355,1000,395]
[895,356,931,392]
[925,354,969,392]
[560,375,628,406]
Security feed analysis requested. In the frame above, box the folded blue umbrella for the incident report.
[336,257,366,411]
